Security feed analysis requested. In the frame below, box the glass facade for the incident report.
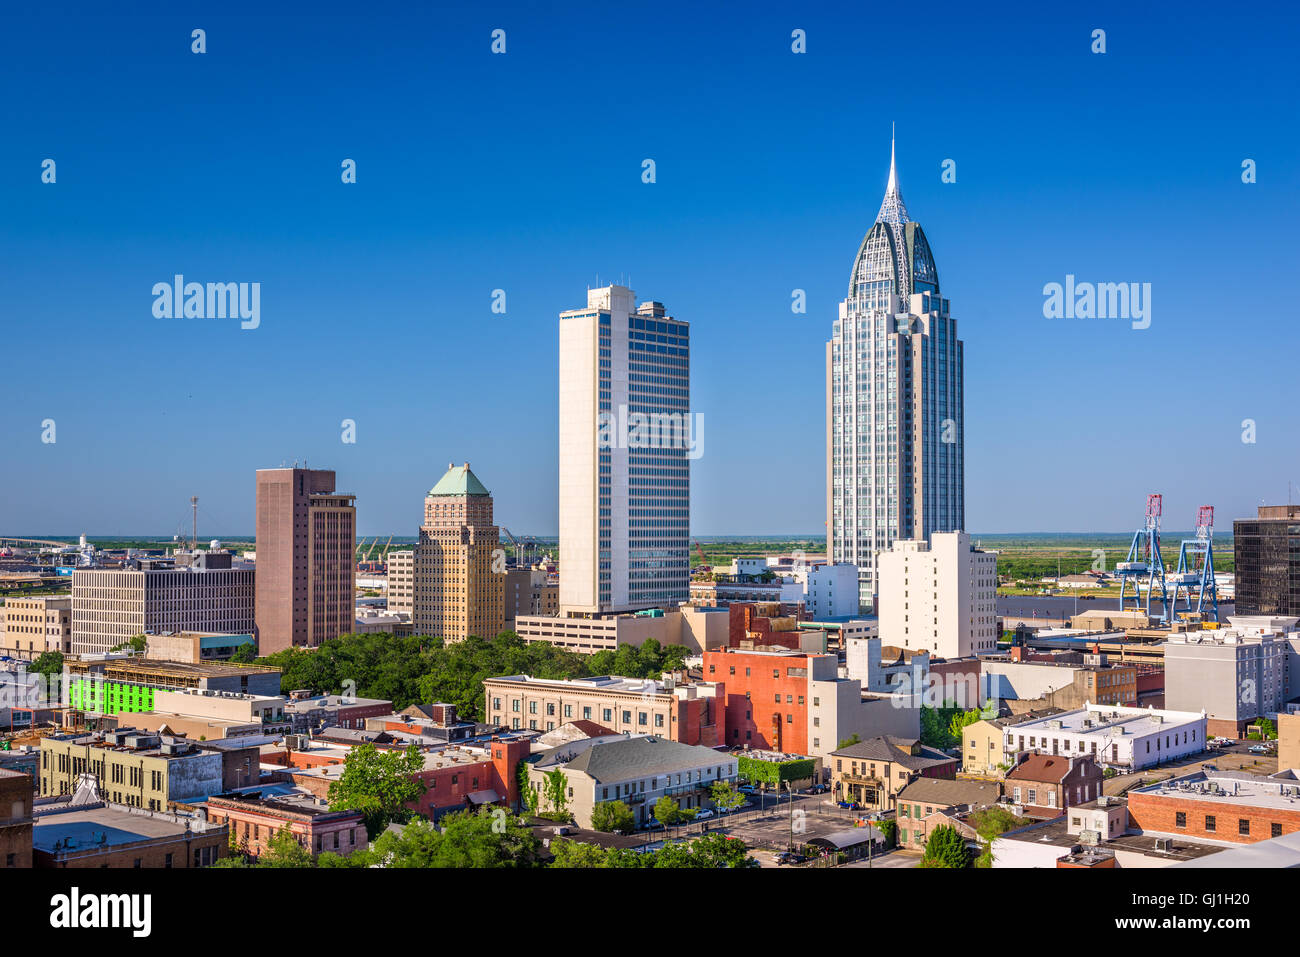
[829,146,964,606]
[1233,517,1300,615]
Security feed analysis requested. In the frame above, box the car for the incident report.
[1217,739,1236,747]
[644,819,665,831]
[1249,744,1271,754]
[774,851,808,866]
[695,808,715,819]
[738,784,758,794]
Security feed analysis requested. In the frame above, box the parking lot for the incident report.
[1104,740,1279,795]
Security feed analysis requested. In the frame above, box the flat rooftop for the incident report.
[1011,704,1203,737]
[33,804,221,854]
[487,674,673,694]
[999,815,1226,863]
[67,658,279,678]
[1132,769,1300,813]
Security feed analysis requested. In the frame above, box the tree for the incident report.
[590,800,636,833]
[369,810,542,868]
[838,733,862,750]
[920,824,971,868]
[968,806,1022,868]
[540,768,570,821]
[327,743,428,837]
[230,642,258,664]
[110,634,147,654]
[710,780,745,813]
[258,826,316,868]
[652,795,683,825]
[550,838,613,867]
[1258,718,1277,740]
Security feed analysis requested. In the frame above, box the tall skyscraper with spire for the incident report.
[826,134,964,608]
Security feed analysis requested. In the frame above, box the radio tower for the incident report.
[190,496,199,551]
[1169,505,1218,622]
[1116,493,1168,623]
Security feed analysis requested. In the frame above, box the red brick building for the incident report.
[704,647,828,754]
[206,791,367,858]
[1006,753,1103,819]
[1126,770,1300,844]
[0,769,33,869]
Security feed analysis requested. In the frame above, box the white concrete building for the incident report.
[876,530,997,658]
[558,285,690,613]
[1004,704,1207,771]
[805,563,861,619]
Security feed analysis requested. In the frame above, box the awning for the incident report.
[466,789,501,805]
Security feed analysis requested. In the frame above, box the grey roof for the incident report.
[807,827,886,849]
[551,735,727,783]
[832,735,953,770]
[896,778,1001,809]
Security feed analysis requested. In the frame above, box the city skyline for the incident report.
[3,4,1297,538]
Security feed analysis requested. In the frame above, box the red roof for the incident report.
[1007,753,1076,783]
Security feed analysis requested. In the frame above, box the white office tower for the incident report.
[827,136,964,608]
[877,531,997,658]
[558,284,691,613]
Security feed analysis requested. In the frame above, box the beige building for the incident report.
[386,550,415,617]
[72,558,254,657]
[895,777,1001,850]
[830,736,957,812]
[513,606,729,655]
[877,531,998,658]
[503,566,558,630]
[0,595,71,658]
[39,729,254,809]
[120,688,287,741]
[483,673,725,746]
[410,464,505,641]
[525,734,736,829]
[1279,713,1300,772]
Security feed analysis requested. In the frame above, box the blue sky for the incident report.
[2,1,1297,538]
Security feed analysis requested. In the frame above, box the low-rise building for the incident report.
[1005,753,1103,818]
[514,606,729,655]
[830,736,958,812]
[483,673,725,746]
[1126,768,1300,844]
[1163,616,1300,736]
[205,788,367,858]
[144,631,256,664]
[1003,703,1207,771]
[960,710,1063,776]
[32,776,227,868]
[0,768,34,868]
[894,777,1001,850]
[0,595,71,658]
[981,652,1138,710]
[282,690,393,732]
[525,734,737,829]
[64,657,282,717]
[121,687,288,740]
[39,728,259,807]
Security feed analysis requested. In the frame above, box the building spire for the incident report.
[876,123,909,225]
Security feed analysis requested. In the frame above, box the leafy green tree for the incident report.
[875,817,897,848]
[652,795,683,825]
[229,642,258,664]
[110,634,147,654]
[1257,718,1277,740]
[968,806,1022,868]
[370,810,542,868]
[710,780,745,813]
[540,768,570,821]
[550,838,614,867]
[259,826,316,868]
[838,733,862,750]
[590,800,636,833]
[920,824,971,868]
[327,743,428,837]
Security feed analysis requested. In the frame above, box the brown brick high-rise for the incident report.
[255,468,356,654]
